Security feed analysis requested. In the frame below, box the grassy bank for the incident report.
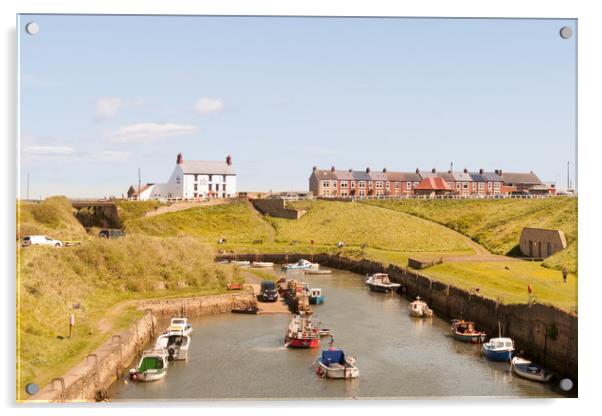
[17,197,87,240]
[363,197,577,272]
[17,235,239,399]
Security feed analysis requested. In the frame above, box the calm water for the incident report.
[110,269,569,400]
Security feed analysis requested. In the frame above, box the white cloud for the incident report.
[96,97,122,120]
[194,97,224,115]
[110,122,199,143]
[23,145,76,155]
[96,151,131,162]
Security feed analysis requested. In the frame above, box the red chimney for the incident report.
[432,168,436,173]
[479,168,484,174]
[312,166,317,172]
[463,168,468,174]
[349,168,353,173]
[176,153,183,165]
[383,167,387,173]
[331,166,335,172]
[366,167,371,173]
[415,168,420,174]
[226,155,232,166]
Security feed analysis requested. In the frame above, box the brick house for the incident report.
[413,177,452,196]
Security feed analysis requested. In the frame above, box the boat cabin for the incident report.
[310,288,322,298]
[489,338,514,350]
[453,320,478,334]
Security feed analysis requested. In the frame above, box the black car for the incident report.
[259,281,278,302]
[99,229,126,239]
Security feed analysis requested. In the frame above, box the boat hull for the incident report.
[309,295,325,305]
[252,262,274,268]
[482,347,513,362]
[511,357,553,382]
[137,370,167,382]
[317,362,359,379]
[452,332,487,343]
[285,337,320,348]
[366,283,394,293]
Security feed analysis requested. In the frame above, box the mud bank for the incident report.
[27,292,256,403]
[218,253,578,381]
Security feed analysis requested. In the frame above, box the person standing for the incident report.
[562,268,568,283]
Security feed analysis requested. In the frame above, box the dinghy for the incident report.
[451,319,486,343]
[230,260,251,267]
[511,357,553,382]
[251,261,274,268]
[129,349,169,382]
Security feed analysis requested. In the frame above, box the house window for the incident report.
[478,182,484,189]
[358,181,366,188]
[414,182,419,186]
[209,175,213,182]
[331,180,337,187]
[341,191,348,197]
[359,190,365,196]
[322,181,330,187]
[194,184,198,191]
[494,182,501,189]
[395,182,400,189]
[194,174,198,181]
[209,184,212,191]
[340,181,348,188]
[463,183,468,189]
[368,181,373,189]
[472,183,477,190]
[376,181,383,189]
[323,190,330,196]
[376,190,383,196]
[385,181,390,189]
[223,175,227,182]
[350,181,356,188]
[456,183,461,189]
[488,182,492,190]
[406,181,411,189]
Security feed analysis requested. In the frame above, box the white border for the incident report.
[2,1,601,415]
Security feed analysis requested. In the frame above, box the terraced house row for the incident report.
[309,166,555,198]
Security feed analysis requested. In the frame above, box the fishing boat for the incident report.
[309,288,325,305]
[408,296,433,318]
[304,268,332,275]
[315,348,359,379]
[155,330,191,361]
[230,260,251,267]
[167,317,193,336]
[284,314,320,348]
[482,323,515,362]
[251,261,274,268]
[128,349,169,382]
[282,259,319,270]
[511,357,553,382]
[450,319,486,343]
[365,273,401,293]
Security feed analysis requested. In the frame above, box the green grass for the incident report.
[17,235,237,400]
[363,197,577,272]
[423,261,577,312]
[115,200,162,223]
[17,196,87,240]
[269,200,473,253]
[123,201,273,243]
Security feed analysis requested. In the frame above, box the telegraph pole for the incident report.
[138,168,141,201]
[567,161,570,190]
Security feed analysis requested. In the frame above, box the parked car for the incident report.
[98,229,126,239]
[259,280,278,302]
[22,235,63,247]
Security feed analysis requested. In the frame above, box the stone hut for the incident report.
[519,227,567,258]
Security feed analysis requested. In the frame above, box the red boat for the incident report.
[284,315,320,348]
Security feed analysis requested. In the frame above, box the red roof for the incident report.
[414,177,451,191]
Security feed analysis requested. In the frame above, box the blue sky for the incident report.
[18,15,576,198]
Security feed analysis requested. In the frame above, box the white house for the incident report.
[133,153,237,201]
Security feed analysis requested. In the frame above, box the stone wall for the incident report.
[216,252,578,380]
[251,198,306,220]
[27,292,256,403]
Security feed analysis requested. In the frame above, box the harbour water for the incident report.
[110,269,570,400]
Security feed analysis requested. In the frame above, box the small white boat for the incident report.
[282,259,319,270]
[408,296,433,318]
[304,268,332,275]
[252,261,274,268]
[231,260,251,267]
[156,330,191,361]
[167,317,193,336]
[316,348,359,379]
[511,357,553,382]
[129,349,169,382]
[365,273,401,293]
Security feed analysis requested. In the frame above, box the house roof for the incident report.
[314,169,421,182]
[129,183,154,196]
[414,177,452,191]
[500,172,541,185]
[386,172,422,182]
[180,160,236,175]
[451,171,473,182]
[481,172,503,182]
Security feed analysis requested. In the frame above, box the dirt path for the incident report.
[97,299,139,333]
[246,199,277,243]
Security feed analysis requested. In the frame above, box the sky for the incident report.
[18,15,577,198]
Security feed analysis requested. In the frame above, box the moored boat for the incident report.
[408,296,433,318]
[156,330,191,361]
[231,306,259,314]
[304,268,332,275]
[317,328,332,337]
[482,337,515,362]
[252,261,274,268]
[231,260,251,267]
[315,348,359,379]
[129,349,169,382]
[284,314,320,348]
[309,288,325,305]
[167,317,193,336]
[282,259,319,270]
[365,273,401,293]
[451,319,486,343]
[511,357,553,382]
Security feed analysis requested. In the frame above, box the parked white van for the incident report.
[22,235,63,247]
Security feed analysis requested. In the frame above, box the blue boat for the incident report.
[309,288,325,305]
[315,348,359,379]
[482,337,515,362]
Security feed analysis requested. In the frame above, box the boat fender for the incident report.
[316,367,325,377]
[129,369,139,381]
